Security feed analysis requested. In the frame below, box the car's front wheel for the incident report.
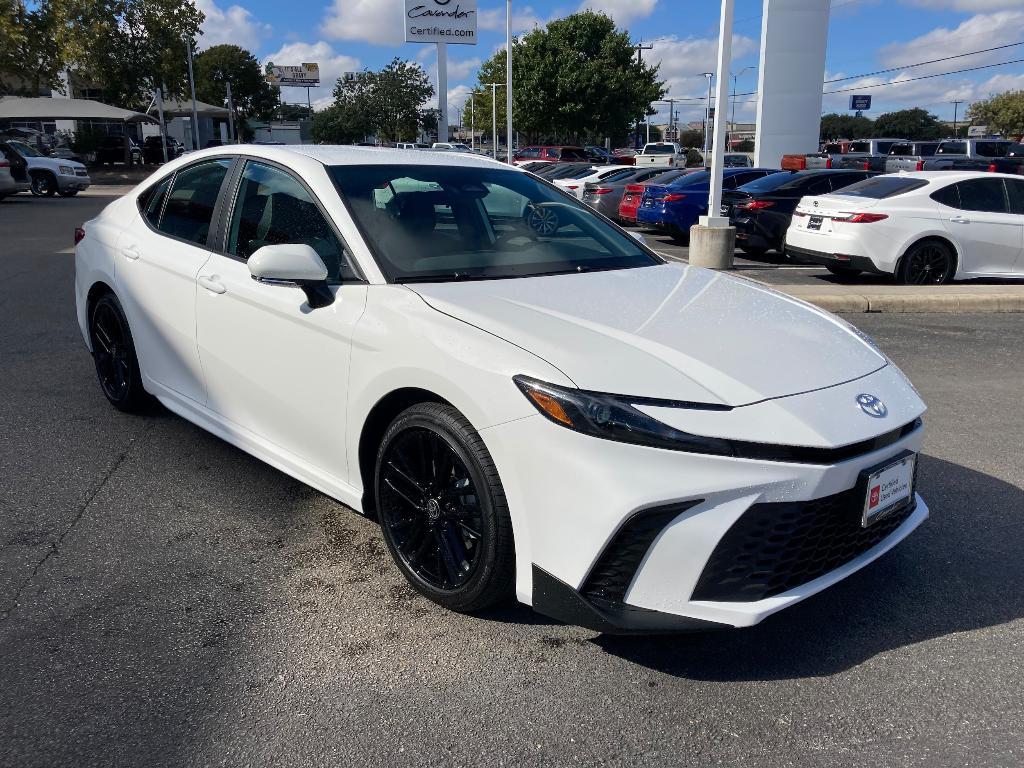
[374,403,515,612]
[30,172,56,197]
[88,293,149,412]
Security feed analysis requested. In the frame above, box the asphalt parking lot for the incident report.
[2,188,1023,767]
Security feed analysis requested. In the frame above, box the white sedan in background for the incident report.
[786,171,1024,283]
[553,164,636,200]
[75,146,928,633]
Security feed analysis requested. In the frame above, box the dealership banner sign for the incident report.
[266,63,321,87]
[404,0,477,45]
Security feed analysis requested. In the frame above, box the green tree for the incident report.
[52,0,205,110]
[321,59,434,144]
[463,12,664,146]
[0,1,64,96]
[819,113,874,141]
[967,91,1024,137]
[195,44,278,122]
[872,108,942,140]
[678,129,704,149]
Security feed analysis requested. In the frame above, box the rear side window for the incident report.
[560,148,587,160]
[930,183,960,208]
[937,142,966,155]
[1006,179,1024,214]
[889,143,914,156]
[918,143,939,157]
[956,178,1008,213]
[159,159,232,245]
[849,141,871,153]
[833,176,929,199]
[974,142,1008,158]
[139,176,172,227]
[875,141,896,154]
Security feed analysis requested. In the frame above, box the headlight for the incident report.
[514,375,735,456]
[58,165,75,175]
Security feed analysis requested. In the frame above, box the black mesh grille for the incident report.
[692,478,917,603]
[582,501,700,605]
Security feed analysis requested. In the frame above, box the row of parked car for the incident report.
[784,137,1024,175]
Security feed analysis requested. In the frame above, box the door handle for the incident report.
[122,246,141,260]
[949,216,971,224]
[197,275,227,294]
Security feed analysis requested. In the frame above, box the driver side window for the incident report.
[226,160,358,282]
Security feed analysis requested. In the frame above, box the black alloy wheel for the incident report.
[898,241,955,285]
[375,403,514,612]
[30,172,56,197]
[88,293,148,412]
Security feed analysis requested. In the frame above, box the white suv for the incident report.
[0,139,91,197]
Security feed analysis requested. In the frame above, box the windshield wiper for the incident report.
[394,272,494,284]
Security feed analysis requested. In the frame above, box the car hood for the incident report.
[410,263,886,407]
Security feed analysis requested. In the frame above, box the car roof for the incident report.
[177,143,514,170]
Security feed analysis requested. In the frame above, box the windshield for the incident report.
[737,171,799,193]
[644,145,676,154]
[8,140,42,157]
[331,164,659,283]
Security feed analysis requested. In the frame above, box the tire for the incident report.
[826,264,861,280]
[59,189,79,198]
[88,293,149,412]
[374,403,515,613]
[670,227,689,245]
[897,240,955,285]
[30,172,57,197]
[739,245,768,258]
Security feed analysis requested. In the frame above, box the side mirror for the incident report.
[248,244,334,309]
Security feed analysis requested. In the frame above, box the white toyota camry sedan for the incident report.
[75,145,928,633]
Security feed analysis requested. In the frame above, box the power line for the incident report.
[823,57,1024,94]
[825,41,1024,83]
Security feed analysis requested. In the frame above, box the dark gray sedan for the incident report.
[581,167,692,219]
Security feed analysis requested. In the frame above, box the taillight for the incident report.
[825,157,833,169]
[663,193,687,202]
[592,187,612,195]
[987,164,997,173]
[861,161,870,170]
[0,158,9,169]
[915,161,924,171]
[74,227,86,244]
[741,200,774,210]
[838,213,888,223]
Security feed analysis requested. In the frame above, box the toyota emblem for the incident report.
[856,394,887,418]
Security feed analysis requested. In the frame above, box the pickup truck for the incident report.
[923,139,1019,170]
[942,146,1024,175]
[883,141,941,173]
[780,142,849,170]
[833,138,905,171]
[634,142,686,167]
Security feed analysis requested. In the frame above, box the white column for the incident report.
[437,42,449,143]
[505,0,513,162]
[753,0,831,166]
[705,0,735,227]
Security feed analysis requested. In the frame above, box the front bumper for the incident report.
[58,172,91,192]
[481,364,927,632]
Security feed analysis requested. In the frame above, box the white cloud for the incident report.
[878,10,1024,75]
[261,41,361,110]
[479,4,545,34]
[195,0,271,52]
[902,0,1024,10]
[448,57,482,81]
[577,0,658,26]
[321,0,405,46]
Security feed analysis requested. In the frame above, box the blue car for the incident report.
[636,168,784,242]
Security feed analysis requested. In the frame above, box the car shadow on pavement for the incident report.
[593,454,1023,680]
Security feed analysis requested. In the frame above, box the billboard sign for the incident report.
[848,95,872,111]
[266,63,321,87]
[404,0,478,45]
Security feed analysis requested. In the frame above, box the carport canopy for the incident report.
[153,98,230,118]
[0,96,157,123]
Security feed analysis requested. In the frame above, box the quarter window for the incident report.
[226,160,357,282]
[1003,179,1024,215]
[159,159,232,246]
[930,183,960,208]
[140,176,171,227]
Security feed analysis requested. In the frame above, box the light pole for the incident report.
[485,83,506,159]
[506,0,513,162]
[730,66,753,149]
[470,92,477,151]
[702,72,714,155]
[634,41,654,148]
[186,37,201,150]
[951,100,963,138]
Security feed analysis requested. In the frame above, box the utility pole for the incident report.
[731,66,753,150]
[470,92,476,151]
[437,43,448,143]
[634,41,653,149]
[951,100,963,138]
[186,37,200,150]
[506,0,513,162]
[156,84,168,163]
[225,80,236,144]
[702,72,714,155]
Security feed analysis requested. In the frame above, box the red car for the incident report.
[618,169,697,223]
[514,146,588,164]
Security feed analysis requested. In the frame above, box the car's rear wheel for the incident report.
[88,293,148,412]
[739,245,768,258]
[30,172,56,197]
[898,240,955,285]
[375,403,515,612]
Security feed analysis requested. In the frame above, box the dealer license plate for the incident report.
[807,215,823,231]
[861,452,916,527]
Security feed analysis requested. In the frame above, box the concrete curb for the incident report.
[783,291,1024,313]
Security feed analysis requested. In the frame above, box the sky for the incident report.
[192,0,1024,128]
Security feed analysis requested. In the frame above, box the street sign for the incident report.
[266,63,320,87]
[848,95,871,111]
[404,0,478,45]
